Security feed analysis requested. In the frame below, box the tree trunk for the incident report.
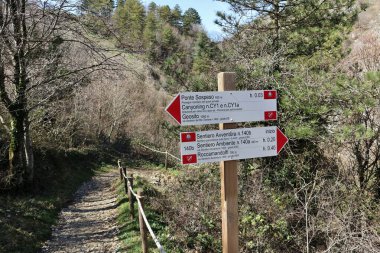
[24,116,34,183]
[9,111,26,186]
[6,0,30,187]
[273,0,281,73]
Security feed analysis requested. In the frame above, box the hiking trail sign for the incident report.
[180,126,288,164]
[164,72,289,253]
[165,90,277,126]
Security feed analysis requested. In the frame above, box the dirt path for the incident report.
[41,171,120,253]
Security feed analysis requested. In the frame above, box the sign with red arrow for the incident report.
[180,127,288,164]
[165,90,277,126]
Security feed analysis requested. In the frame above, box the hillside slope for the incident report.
[343,0,380,74]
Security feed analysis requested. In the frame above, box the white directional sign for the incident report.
[165,90,277,126]
[180,126,288,164]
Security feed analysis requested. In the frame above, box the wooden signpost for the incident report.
[165,72,288,253]
[218,72,239,253]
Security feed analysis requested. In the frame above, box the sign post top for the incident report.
[218,72,236,91]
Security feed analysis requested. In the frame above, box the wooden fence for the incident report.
[137,143,180,169]
[118,160,166,253]
[137,142,201,169]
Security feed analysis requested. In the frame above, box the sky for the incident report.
[141,0,232,39]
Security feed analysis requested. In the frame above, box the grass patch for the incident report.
[0,148,116,253]
[115,181,142,252]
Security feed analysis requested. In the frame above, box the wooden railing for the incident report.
[118,160,166,253]
[137,142,200,169]
[137,143,180,169]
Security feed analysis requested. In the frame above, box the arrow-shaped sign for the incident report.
[180,126,288,164]
[166,90,277,126]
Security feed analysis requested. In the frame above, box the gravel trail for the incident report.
[41,171,120,253]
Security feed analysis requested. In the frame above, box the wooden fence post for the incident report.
[165,151,168,169]
[123,167,128,194]
[137,189,148,253]
[218,72,239,253]
[118,160,123,181]
[128,174,135,219]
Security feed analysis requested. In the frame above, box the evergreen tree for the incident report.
[216,0,356,70]
[147,1,157,12]
[143,4,158,49]
[192,32,220,74]
[170,4,182,30]
[81,0,114,35]
[182,8,201,34]
[81,0,114,16]
[161,25,177,58]
[114,0,145,47]
[158,5,171,24]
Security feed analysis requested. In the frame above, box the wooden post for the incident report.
[123,167,128,194]
[165,151,168,170]
[137,189,148,253]
[218,72,239,253]
[165,140,168,170]
[128,174,135,219]
[118,160,123,181]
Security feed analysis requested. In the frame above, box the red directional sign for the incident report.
[165,90,277,126]
[166,95,181,125]
[180,126,288,164]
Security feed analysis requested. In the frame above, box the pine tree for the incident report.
[81,0,114,35]
[216,0,356,70]
[170,4,182,30]
[158,5,171,24]
[143,4,158,49]
[182,8,201,34]
[161,25,177,58]
[147,1,157,12]
[114,0,145,47]
[192,32,220,74]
